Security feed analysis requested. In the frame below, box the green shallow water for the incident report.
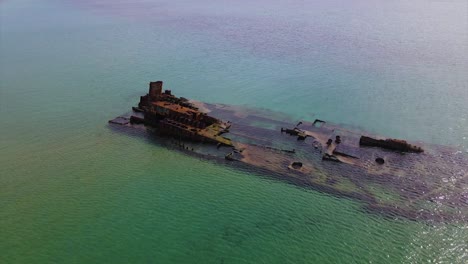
[1,0,467,263]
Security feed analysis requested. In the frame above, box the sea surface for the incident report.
[1,0,467,263]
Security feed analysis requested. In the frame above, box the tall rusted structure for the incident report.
[135,81,232,146]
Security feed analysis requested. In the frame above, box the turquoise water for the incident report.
[1,0,467,263]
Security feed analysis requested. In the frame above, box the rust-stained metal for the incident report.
[359,136,424,153]
[109,81,468,222]
[135,81,233,147]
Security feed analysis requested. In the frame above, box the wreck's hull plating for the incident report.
[109,101,468,223]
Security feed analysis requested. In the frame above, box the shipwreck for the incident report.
[109,81,468,222]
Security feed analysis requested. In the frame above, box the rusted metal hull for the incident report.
[109,88,468,223]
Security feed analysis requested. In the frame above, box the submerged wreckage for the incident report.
[109,81,468,222]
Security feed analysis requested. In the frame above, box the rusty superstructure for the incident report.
[109,81,468,222]
[131,81,232,147]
